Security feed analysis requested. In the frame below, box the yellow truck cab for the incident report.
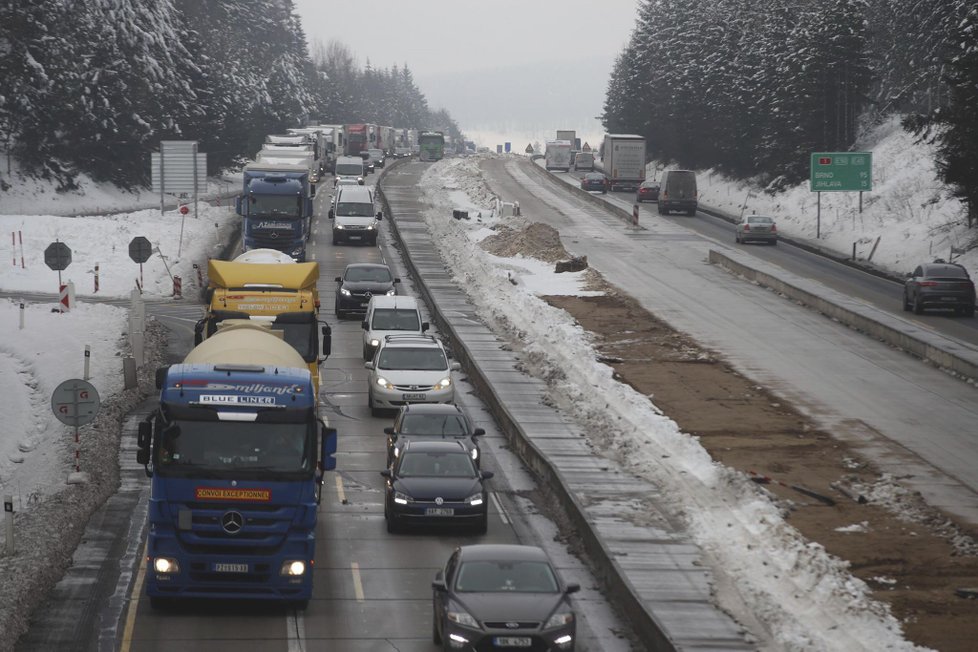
[195,250,331,396]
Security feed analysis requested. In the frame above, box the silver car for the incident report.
[735,214,778,245]
[365,334,459,416]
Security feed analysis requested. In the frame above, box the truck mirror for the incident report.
[155,366,170,390]
[421,322,430,332]
[328,209,335,219]
[136,446,150,467]
[320,424,338,471]
[203,288,214,303]
[193,319,204,346]
[376,211,383,220]
[235,195,244,216]
[393,278,401,284]
[321,324,332,357]
[137,421,152,449]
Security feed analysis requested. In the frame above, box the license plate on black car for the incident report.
[494,637,531,647]
[425,507,454,516]
[349,235,361,240]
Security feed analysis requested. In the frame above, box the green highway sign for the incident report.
[810,152,872,192]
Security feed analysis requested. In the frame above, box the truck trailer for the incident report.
[545,140,573,171]
[237,162,314,261]
[136,321,338,608]
[597,134,646,192]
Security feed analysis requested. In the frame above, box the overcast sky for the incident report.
[292,0,639,77]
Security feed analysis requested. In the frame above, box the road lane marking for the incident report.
[119,542,148,652]
[491,491,510,525]
[287,609,305,651]
[335,474,346,503]
[351,561,365,602]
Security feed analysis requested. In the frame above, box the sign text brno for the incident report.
[810,152,872,192]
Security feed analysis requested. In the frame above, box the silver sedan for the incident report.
[735,215,778,245]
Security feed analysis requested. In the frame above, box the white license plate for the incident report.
[941,297,956,301]
[348,235,361,240]
[402,393,426,400]
[494,637,531,647]
[213,563,248,573]
[425,507,454,516]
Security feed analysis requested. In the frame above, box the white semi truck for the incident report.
[597,134,646,192]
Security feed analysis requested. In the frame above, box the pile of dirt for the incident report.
[480,222,568,262]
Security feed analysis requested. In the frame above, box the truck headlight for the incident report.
[435,377,452,390]
[280,560,307,576]
[376,376,395,390]
[153,557,180,574]
[367,224,375,230]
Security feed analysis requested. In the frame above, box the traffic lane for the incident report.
[551,161,978,344]
[486,157,978,524]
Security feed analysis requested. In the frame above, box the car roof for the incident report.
[381,333,442,348]
[457,544,551,563]
[402,439,467,453]
[399,403,465,416]
[923,263,970,276]
[335,185,373,202]
[336,156,362,164]
[369,295,419,309]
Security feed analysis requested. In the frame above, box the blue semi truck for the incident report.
[136,321,336,608]
[236,162,315,261]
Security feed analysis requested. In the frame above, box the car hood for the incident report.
[455,593,566,624]
[342,280,393,293]
[375,368,449,384]
[395,477,481,500]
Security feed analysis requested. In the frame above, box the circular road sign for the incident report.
[51,378,101,428]
[44,241,72,271]
[128,236,153,264]
[179,205,189,215]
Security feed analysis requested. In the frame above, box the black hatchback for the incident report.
[385,403,485,468]
[903,262,975,316]
[335,263,400,319]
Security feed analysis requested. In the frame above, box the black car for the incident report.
[903,261,975,316]
[380,440,493,534]
[637,180,660,202]
[385,404,485,468]
[334,263,400,319]
[580,172,607,193]
[432,544,579,651]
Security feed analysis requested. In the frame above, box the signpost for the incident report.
[128,236,152,291]
[809,152,873,238]
[51,378,101,475]
[44,241,72,313]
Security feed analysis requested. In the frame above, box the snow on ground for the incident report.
[416,156,925,651]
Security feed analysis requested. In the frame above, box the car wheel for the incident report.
[902,291,911,311]
[967,305,976,318]
[432,609,442,644]
[362,345,371,361]
[386,514,401,534]
[913,293,925,315]
[371,405,384,418]
[687,209,696,216]
[657,205,665,215]
[332,236,339,246]
[291,599,309,611]
[371,237,378,246]
[735,233,740,243]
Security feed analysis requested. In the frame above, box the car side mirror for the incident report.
[364,362,374,370]
[431,578,447,592]
[376,211,383,220]
[335,276,342,283]
[480,471,494,480]
[394,278,401,284]
[361,320,369,330]
[328,208,335,219]
[472,428,485,437]
[384,427,395,435]
[421,322,430,333]
[565,582,580,594]
[380,469,391,478]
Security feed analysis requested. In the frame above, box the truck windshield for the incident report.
[335,163,362,176]
[271,321,316,361]
[156,420,312,478]
[335,202,374,217]
[371,309,420,331]
[249,195,301,217]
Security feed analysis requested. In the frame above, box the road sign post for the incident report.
[44,240,72,312]
[129,236,152,292]
[4,494,13,556]
[51,378,101,476]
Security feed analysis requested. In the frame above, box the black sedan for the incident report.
[903,261,975,316]
[380,440,493,534]
[432,544,579,651]
[637,180,660,202]
[580,172,607,193]
[385,403,485,468]
[334,263,400,319]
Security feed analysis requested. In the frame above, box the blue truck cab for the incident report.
[136,327,337,608]
[237,163,314,262]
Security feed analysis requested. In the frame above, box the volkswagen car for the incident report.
[384,403,485,468]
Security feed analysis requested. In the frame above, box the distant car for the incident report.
[367,148,386,169]
[334,263,399,319]
[365,333,459,415]
[362,295,429,361]
[580,172,607,193]
[735,214,778,245]
[385,403,485,468]
[380,439,493,533]
[573,151,594,171]
[637,180,660,202]
[359,151,375,174]
[432,544,580,650]
[903,261,976,316]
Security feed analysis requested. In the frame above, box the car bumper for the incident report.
[336,295,375,314]
[918,291,975,308]
[740,233,777,243]
[333,228,377,244]
[371,385,455,409]
[441,623,576,651]
[638,192,659,201]
[660,199,697,211]
[389,501,485,527]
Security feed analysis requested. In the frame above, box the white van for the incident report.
[334,156,365,186]
[361,295,429,360]
[573,151,594,171]
[329,185,382,246]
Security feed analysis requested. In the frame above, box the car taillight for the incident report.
[918,281,938,287]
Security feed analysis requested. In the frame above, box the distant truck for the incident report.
[545,140,573,171]
[237,161,314,261]
[195,252,331,396]
[556,130,579,160]
[597,134,646,192]
[573,151,594,171]
[419,131,445,162]
[136,321,337,608]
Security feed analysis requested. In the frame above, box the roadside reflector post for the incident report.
[83,345,91,380]
[123,356,137,390]
[173,275,183,299]
[633,203,639,227]
[4,495,13,556]
[19,302,24,330]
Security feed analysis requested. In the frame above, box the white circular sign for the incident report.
[51,379,101,427]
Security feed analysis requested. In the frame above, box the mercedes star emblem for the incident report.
[222,511,244,534]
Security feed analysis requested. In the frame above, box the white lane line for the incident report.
[351,561,365,602]
[335,474,346,503]
[491,491,510,525]
[287,609,305,651]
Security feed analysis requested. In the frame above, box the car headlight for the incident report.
[447,609,479,628]
[465,492,484,506]
[376,376,395,390]
[392,446,400,457]
[335,224,345,230]
[340,288,351,296]
[545,612,574,629]
[369,338,380,347]
[153,557,180,574]
[290,247,303,256]
[470,447,479,461]
[393,491,411,505]
[280,560,307,576]
[385,289,396,296]
[367,224,376,230]
[435,377,452,390]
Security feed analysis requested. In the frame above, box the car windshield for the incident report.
[155,420,312,476]
[747,216,774,224]
[371,308,421,330]
[585,174,603,180]
[378,346,447,370]
[335,202,374,217]
[455,560,559,593]
[335,163,362,176]
[346,266,391,282]
[399,413,467,435]
[397,451,475,477]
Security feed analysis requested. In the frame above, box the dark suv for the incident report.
[903,261,975,316]
[334,263,399,319]
[384,403,485,468]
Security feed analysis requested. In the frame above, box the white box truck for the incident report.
[545,140,573,171]
[597,134,646,191]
